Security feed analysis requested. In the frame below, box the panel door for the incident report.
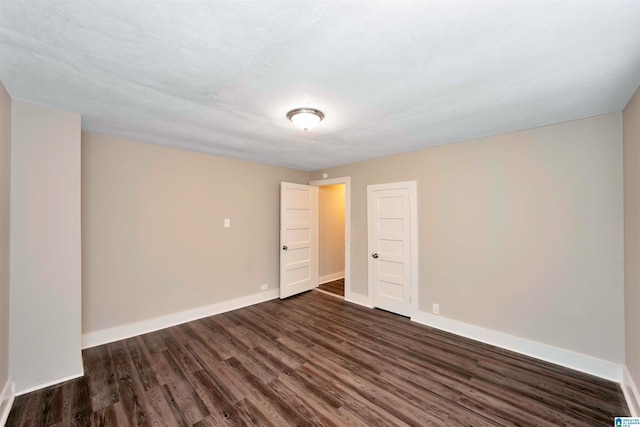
[368,186,411,316]
[280,182,319,298]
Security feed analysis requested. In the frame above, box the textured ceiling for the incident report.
[1,1,639,171]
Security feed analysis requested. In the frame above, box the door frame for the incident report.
[367,181,418,316]
[309,177,352,303]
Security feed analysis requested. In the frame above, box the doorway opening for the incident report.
[310,177,351,301]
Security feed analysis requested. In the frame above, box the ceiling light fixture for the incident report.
[287,108,324,131]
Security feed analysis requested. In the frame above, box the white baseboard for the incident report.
[411,310,623,382]
[623,366,640,416]
[15,372,84,397]
[345,292,373,309]
[82,289,279,349]
[0,379,14,427]
[319,272,345,285]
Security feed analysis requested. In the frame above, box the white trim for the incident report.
[411,310,623,382]
[408,182,418,319]
[319,271,344,285]
[15,372,84,397]
[310,177,352,304]
[367,180,418,318]
[345,292,374,308]
[82,289,279,349]
[0,379,14,427]
[623,366,640,416]
[0,379,11,407]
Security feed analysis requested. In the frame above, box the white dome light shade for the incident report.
[287,108,324,131]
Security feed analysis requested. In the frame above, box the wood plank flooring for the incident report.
[317,278,344,297]
[7,290,629,426]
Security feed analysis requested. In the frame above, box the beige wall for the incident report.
[310,113,624,363]
[0,82,10,391]
[82,133,308,333]
[10,100,83,393]
[624,86,640,392]
[319,184,345,279]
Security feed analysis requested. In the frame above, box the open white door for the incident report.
[280,182,319,299]
[368,182,417,316]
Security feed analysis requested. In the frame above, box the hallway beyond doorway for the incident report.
[317,278,344,298]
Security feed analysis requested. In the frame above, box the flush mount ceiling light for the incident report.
[287,108,324,131]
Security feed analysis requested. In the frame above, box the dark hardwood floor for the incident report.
[7,290,628,426]
[317,278,344,297]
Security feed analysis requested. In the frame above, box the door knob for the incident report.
[282,246,288,250]
[372,253,379,259]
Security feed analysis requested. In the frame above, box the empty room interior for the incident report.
[1,1,640,425]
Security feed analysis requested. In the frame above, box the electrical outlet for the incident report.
[224,219,230,228]
[260,284,268,290]
[432,303,440,315]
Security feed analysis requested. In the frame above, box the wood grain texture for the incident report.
[7,290,629,426]
[317,278,344,297]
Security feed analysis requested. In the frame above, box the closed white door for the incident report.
[368,183,415,316]
[280,182,319,299]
